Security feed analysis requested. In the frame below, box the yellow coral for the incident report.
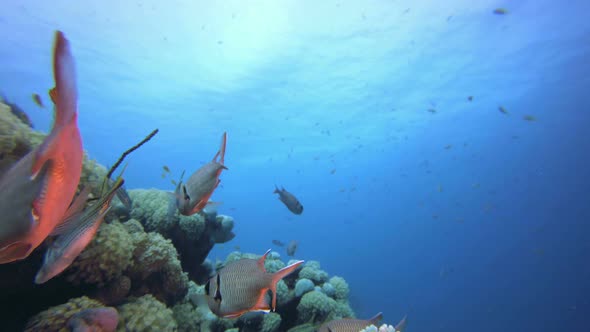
[25,296,105,332]
[66,221,134,286]
[117,295,177,332]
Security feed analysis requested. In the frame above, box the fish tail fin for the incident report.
[52,31,77,128]
[213,132,227,165]
[395,314,408,331]
[273,185,280,194]
[269,259,304,311]
[369,312,383,325]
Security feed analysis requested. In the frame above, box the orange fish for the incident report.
[0,31,83,264]
[32,93,45,108]
[205,249,303,318]
[175,132,227,216]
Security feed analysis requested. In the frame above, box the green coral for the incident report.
[262,312,282,332]
[127,225,188,304]
[0,101,43,157]
[117,295,177,332]
[297,290,337,324]
[329,276,349,300]
[178,213,206,239]
[299,262,329,284]
[129,189,178,232]
[67,221,134,286]
[172,303,200,332]
[332,301,355,319]
[24,296,105,332]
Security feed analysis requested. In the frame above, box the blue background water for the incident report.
[1,1,589,331]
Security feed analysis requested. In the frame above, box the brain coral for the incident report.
[117,295,177,332]
[25,296,105,332]
[66,221,134,286]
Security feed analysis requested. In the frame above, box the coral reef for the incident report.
[117,295,177,331]
[128,188,235,283]
[24,296,105,332]
[360,324,396,332]
[0,108,364,330]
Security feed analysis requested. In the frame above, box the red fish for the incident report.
[205,249,303,318]
[67,307,118,332]
[175,132,227,215]
[0,31,83,264]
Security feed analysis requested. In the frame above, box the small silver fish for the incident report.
[205,249,303,318]
[274,185,303,215]
[34,177,124,284]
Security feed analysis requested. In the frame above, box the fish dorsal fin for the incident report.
[212,132,227,164]
[51,186,90,236]
[257,249,271,270]
[395,314,407,331]
[52,31,77,128]
[369,312,383,325]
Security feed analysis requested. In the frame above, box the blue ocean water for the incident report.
[1,0,589,331]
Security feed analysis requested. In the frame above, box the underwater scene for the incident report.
[1,0,589,331]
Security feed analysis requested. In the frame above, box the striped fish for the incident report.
[318,312,383,332]
[205,249,303,318]
[34,177,124,284]
[319,313,408,332]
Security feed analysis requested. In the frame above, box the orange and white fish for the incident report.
[175,132,227,216]
[0,31,83,264]
[204,249,303,318]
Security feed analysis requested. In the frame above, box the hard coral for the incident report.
[129,189,178,233]
[25,296,105,332]
[66,221,134,286]
[329,276,350,300]
[296,290,337,324]
[117,295,177,332]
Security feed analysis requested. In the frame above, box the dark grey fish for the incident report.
[67,307,118,332]
[286,240,298,257]
[272,240,284,247]
[274,185,303,215]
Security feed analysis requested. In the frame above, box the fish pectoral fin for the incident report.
[0,242,32,264]
[252,289,272,312]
